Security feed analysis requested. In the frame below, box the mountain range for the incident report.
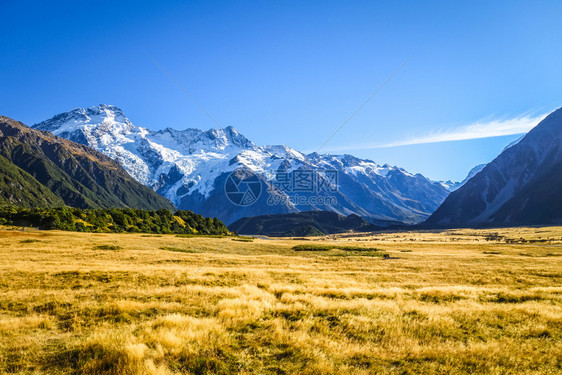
[34,105,454,225]
[426,107,562,227]
[4,104,559,231]
[0,116,174,210]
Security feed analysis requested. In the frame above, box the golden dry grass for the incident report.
[0,227,560,374]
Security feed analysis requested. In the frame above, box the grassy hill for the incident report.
[0,116,174,210]
[0,155,64,207]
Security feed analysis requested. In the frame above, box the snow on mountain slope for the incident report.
[439,164,487,192]
[34,105,450,224]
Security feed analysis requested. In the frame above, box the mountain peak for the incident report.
[86,104,126,116]
[213,125,255,149]
[57,104,125,118]
[263,145,307,161]
[34,104,132,133]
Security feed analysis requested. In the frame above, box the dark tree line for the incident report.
[0,206,230,235]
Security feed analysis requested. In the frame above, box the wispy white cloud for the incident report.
[323,112,549,152]
[379,113,548,148]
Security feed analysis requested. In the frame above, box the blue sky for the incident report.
[1,0,561,181]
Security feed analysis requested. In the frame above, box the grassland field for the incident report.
[0,226,560,374]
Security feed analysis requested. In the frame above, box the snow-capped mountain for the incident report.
[437,135,525,193]
[439,164,487,192]
[426,107,562,227]
[34,105,450,224]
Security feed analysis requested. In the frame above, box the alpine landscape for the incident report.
[0,1,560,374]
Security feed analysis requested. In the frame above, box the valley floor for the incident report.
[0,227,560,374]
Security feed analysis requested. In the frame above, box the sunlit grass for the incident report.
[0,226,560,374]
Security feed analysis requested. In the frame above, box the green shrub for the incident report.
[292,244,383,252]
[93,245,122,251]
[0,206,230,236]
[19,239,42,244]
[159,246,198,253]
[292,244,336,251]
